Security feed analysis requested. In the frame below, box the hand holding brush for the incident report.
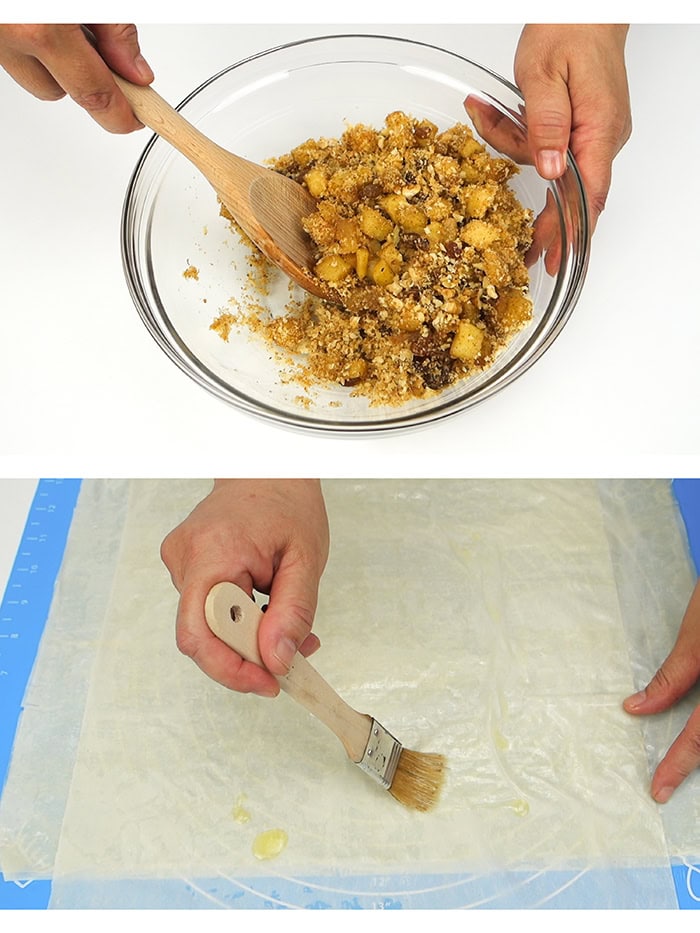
[205,582,446,812]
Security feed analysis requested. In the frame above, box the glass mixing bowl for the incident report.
[121,34,589,433]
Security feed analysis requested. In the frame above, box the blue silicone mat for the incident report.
[1,479,699,909]
[0,479,81,909]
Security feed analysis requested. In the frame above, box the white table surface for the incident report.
[1,23,699,478]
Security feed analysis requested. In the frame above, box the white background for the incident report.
[1,23,699,478]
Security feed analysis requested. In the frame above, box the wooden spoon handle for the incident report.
[112,73,250,183]
[111,70,329,299]
[205,582,372,762]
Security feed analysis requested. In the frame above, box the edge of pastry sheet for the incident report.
[598,480,700,856]
[0,480,131,878]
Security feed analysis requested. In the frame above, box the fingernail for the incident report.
[538,149,565,178]
[654,786,675,804]
[469,108,483,137]
[134,54,154,82]
[273,637,297,672]
[624,689,647,710]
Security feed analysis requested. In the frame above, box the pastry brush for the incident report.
[205,582,445,812]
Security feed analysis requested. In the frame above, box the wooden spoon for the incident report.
[113,73,328,299]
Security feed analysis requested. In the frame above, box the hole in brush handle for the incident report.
[205,582,264,665]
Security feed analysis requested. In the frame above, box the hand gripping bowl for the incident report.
[121,34,589,434]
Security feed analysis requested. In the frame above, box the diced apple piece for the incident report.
[315,254,353,283]
[450,321,484,361]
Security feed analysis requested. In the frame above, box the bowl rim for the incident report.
[121,32,590,435]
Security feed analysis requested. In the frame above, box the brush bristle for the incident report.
[388,748,446,812]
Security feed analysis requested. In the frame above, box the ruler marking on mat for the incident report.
[0,478,81,908]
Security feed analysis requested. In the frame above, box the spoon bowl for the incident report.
[113,73,327,298]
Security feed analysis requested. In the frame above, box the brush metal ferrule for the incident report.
[357,719,402,789]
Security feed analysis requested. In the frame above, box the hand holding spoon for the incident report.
[113,72,328,299]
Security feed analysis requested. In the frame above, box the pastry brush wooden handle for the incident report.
[204,582,372,762]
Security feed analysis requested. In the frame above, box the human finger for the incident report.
[463,95,532,166]
[0,45,65,100]
[525,188,562,274]
[568,135,619,234]
[88,23,153,85]
[623,653,699,717]
[624,584,700,716]
[175,575,280,698]
[650,705,700,803]
[299,633,321,657]
[33,24,142,132]
[516,66,571,180]
[257,559,321,677]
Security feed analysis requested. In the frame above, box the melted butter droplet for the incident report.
[507,798,530,817]
[253,828,288,861]
[232,793,251,824]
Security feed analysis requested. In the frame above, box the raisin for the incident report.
[414,124,435,142]
[357,181,383,201]
[413,352,453,390]
[411,336,454,390]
